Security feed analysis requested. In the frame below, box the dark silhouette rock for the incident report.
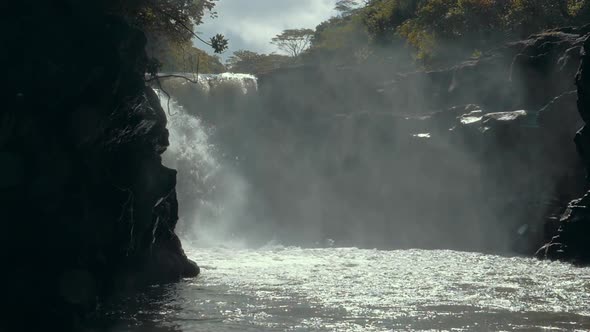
[537,36,590,264]
[2,2,197,329]
[536,192,590,263]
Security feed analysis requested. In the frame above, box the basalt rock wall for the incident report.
[2,1,196,329]
[537,36,590,264]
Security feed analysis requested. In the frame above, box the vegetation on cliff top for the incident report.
[317,0,590,66]
[226,50,292,74]
[147,37,226,73]
[229,0,590,74]
[108,0,228,73]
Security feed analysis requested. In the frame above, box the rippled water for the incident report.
[103,247,590,331]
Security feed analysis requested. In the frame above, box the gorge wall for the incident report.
[537,36,590,264]
[3,2,196,329]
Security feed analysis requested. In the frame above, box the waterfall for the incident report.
[154,73,258,248]
[156,72,258,99]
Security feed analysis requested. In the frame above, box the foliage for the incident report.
[503,0,580,37]
[106,0,227,56]
[398,0,507,63]
[335,0,366,16]
[107,0,215,42]
[307,0,590,67]
[210,33,230,54]
[309,15,371,64]
[271,29,315,57]
[226,50,292,74]
[147,37,226,73]
[397,0,590,63]
[108,0,229,72]
[362,0,420,44]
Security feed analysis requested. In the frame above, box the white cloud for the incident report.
[195,0,337,60]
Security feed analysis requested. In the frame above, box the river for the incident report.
[102,246,590,331]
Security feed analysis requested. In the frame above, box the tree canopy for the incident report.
[147,38,226,73]
[226,50,292,74]
[306,0,590,67]
[107,0,228,73]
[335,0,366,16]
[271,29,315,57]
[398,0,590,63]
[163,0,590,75]
[110,0,226,50]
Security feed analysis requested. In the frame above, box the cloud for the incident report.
[195,0,337,59]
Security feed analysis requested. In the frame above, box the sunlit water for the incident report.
[102,247,590,331]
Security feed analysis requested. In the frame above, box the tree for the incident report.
[145,34,226,75]
[307,0,590,68]
[113,0,229,73]
[309,15,371,65]
[504,0,572,37]
[335,0,364,16]
[271,29,315,57]
[111,0,228,54]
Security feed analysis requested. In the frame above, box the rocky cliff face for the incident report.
[537,36,590,264]
[3,2,196,329]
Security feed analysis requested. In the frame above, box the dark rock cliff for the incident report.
[537,36,590,264]
[2,1,197,329]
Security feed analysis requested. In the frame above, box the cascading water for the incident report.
[155,73,258,248]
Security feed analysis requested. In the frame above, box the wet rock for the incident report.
[536,193,590,263]
[537,36,590,264]
[537,91,580,137]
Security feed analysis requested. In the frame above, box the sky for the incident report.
[195,0,337,60]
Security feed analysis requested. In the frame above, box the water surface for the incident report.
[102,247,590,331]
